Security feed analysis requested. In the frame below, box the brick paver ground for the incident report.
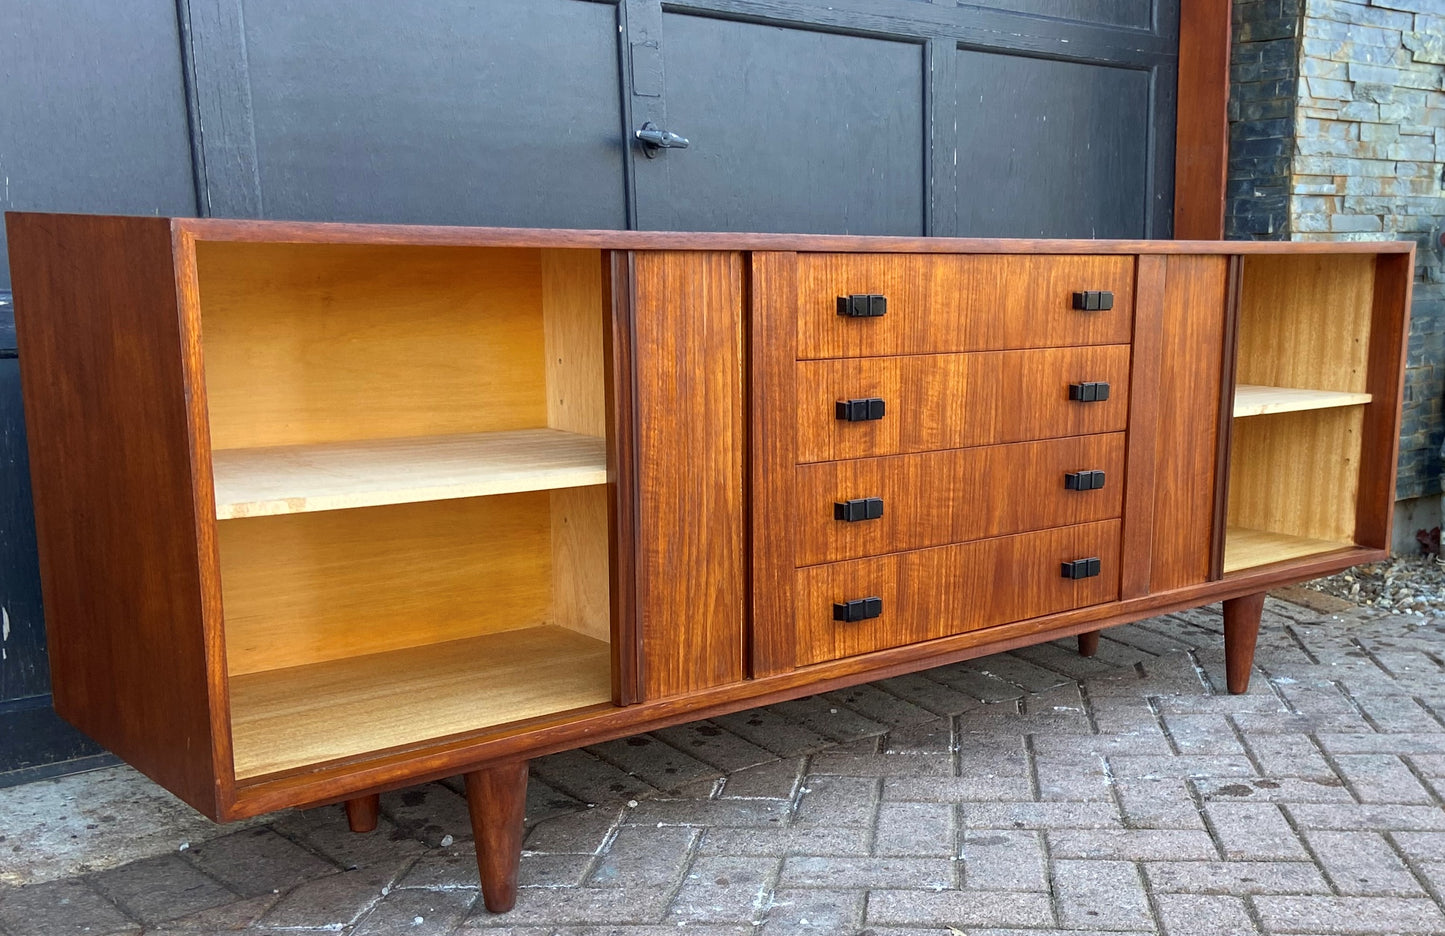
[6,594,1445,935]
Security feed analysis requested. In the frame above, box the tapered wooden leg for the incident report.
[1077,630,1101,657]
[465,760,529,914]
[344,794,380,833]
[1223,592,1266,695]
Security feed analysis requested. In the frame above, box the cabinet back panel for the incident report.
[1227,406,1363,544]
[195,243,570,448]
[1237,254,1374,394]
[220,493,558,675]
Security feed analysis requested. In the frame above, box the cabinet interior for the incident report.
[193,241,614,779]
[1224,254,1375,573]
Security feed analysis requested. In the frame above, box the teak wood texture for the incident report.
[3,214,1414,910]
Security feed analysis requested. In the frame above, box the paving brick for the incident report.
[1156,893,1259,935]
[1051,859,1153,930]
[1034,756,1113,802]
[0,879,138,936]
[1196,776,1352,803]
[864,889,1055,928]
[586,735,721,793]
[1111,778,1203,830]
[960,829,1047,891]
[89,853,235,925]
[1332,754,1436,803]
[972,653,1073,692]
[1162,714,1250,757]
[587,826,698,888]
[875,672,984,716]
[650,722,778,774]
[960,801,1123,830]
[665,855,779,924]
[696,826,869,858]
[710,709,834,758]
[1349,694,1445,734]
[1031,731,1174,760]
[765,695,888,744]
[185,827,336,898]
[1145,860,1330,895]
[627,797,791,829]
[523,805,622,855]
[717,758,803,799]
[1286,803,1445,831]
[533,749,657,805]
[1239,733,1339,781]
[1107,754,1256,780]
[1253,895,1445,934]
[807,752,953,778]
[883,718,953,754]
[259,862,406,929]
[883,775,1035,803]
[1302,830,1424,895]
[271,806,430,870]
[382,782,478,846]
[928,664,1027,702]
[1048,828,1218,861]
[873,800,955,856]
[761,887,865,934]
[793,775,878,829]
[1205,803,1309,860]
[1390,831,1445,862]
[823,683,940,726]
[779,855,954,889]
[143,893,277,933]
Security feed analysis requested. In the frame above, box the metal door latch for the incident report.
[636,122,689,158]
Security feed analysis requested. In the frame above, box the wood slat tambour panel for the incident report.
[795,520,1121,666]
[1149,255,1228,593]
[630,252,747,698]
[796,254,1134,359]
[213,429,606,518]
[796,345,1131,463]
[794,434,1125,565]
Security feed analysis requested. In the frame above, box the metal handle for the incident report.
[636,121,689,157]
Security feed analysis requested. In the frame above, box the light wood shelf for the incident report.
[229,626,612,779]
[212,428,607,519]
[1222,526,1354,574]
[1233,384,1372,419]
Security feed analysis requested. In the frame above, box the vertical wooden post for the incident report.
[465,760,530,914]
[344,794,380,833]
[1077,630,1101,658]
[1223,592,1265,694]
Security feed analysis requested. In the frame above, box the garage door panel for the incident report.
[636,14,926,236]
[959,0,1155,31]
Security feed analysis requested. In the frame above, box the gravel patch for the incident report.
[1302,555,1445,618]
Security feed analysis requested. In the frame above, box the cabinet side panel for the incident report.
[1355,251,1413,549]
[1149,254,1228,592]
[631,252,746,698]
[1120,256,1164,599]
[7,213,220,815]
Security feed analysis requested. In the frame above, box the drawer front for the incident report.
[797,345,1131,463]
[795,433,1125,565]
[795,520,1121,666]
[797,253,1134,359]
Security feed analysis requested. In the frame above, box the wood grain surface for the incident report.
[1355,251,1414,549]
[795,253,1134,359]
[1149,255,1228,592]
[794,434,1125,565]
[796,345,1131,462]
[1119,256,1166,599]
[1232,385,1372,418]
[8,213,226,815]
[1173,0,1232,240]
[795,520,1121,665]
[630,252,747,698]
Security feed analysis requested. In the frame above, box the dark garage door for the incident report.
[0,0,1180,780]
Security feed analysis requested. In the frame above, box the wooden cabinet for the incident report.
[4,214,1413,913]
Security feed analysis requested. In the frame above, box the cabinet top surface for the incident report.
[5,212,1418,257]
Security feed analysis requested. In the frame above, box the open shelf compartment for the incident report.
[192,240,617,778]
[1223,254,1375,573]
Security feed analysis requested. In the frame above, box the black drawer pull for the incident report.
[1069,381,1111,403]
[835,497,884,522]
[833,596,883,622]
[836,397,886,421]
[1072,291,1114,311]
[1061,557,1102,580]
[837,294,887,318]
[1064,470,1107,491]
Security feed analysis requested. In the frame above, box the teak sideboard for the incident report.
[5,213,1413,912]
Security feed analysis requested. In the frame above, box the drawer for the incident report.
[797,345,1131,463]
[794,433,1125,565]
[797,253,1134,359]
[795,520,1121,666]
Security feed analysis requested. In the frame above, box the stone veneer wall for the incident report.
[1228,0,1445,549]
